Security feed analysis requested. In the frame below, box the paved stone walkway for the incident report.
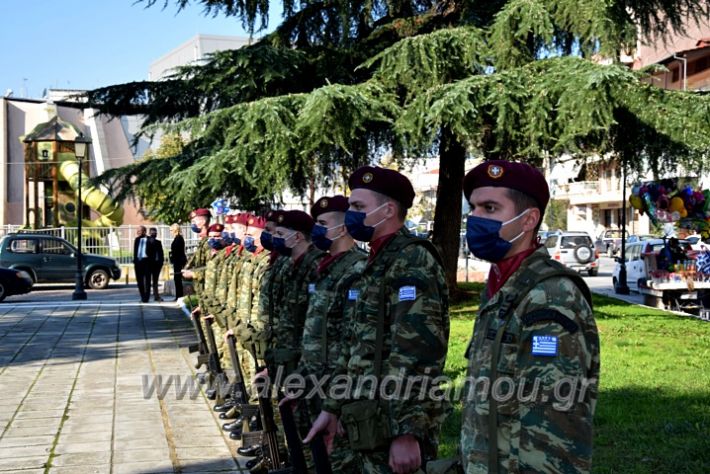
[0,301,252,473]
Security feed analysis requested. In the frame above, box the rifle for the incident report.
[204,318,229,401]
[226,334,249,406]
[250,345,287,473]
[187,302,209,370]
[277,395,307,474]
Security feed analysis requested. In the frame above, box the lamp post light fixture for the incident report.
[72,133,90,301]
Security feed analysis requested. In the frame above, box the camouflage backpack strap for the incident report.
[487,251,592,473]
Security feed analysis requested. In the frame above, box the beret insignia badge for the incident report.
[487,164,504,179]
[362,172,374,183]
[320,199,328,208]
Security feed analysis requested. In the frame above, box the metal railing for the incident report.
[0,224,200,265]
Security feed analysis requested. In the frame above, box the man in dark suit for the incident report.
[133,226,155,303]
[169,223,187,300]
[149,227,165,302]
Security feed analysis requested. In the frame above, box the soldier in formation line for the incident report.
[181,162,599,474]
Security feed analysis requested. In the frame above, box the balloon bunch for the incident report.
[630,178,710,237]
[210,198,230,216]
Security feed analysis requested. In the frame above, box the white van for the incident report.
[611,238,692,291]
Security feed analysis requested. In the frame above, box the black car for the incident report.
[0,267,33,302]
[0,234,121,289]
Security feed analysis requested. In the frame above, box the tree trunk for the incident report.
[432,127,466,300]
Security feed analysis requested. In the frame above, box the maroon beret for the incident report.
[247,215,266,229]
[311,195,349,220]
[235,213,252,226]
[265,210,284,223]
[190,208,211,219]
[280,210,315,235]
[208,223,224,234]
[348,166,415,209]
[463,160,549,213]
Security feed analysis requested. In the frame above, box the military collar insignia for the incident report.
[487,164,504,179]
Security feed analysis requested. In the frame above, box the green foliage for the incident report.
[90,0,710,225]
[545,198,569,230]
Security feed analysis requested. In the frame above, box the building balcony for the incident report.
[553,180,627,205]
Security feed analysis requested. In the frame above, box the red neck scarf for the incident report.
[486,246,540,299]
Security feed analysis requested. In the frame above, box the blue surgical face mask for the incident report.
[208,237,225,250]
[344,203,388,242]
[221,231,234,246]
[191,224,200,234]
[244,236,257,253]
[465,209,530,262]
[311,224,344,251]
[272,233,294,256]
[260,231,273,251]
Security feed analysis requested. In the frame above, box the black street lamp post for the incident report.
[616,155,630,295]
[72,133,90,301]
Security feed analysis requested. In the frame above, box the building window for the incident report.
[672,67,680,82]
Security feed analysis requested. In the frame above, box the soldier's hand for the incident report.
[203,314,215,321]
[252,368,269,385]
[303,411,337,454]
[389,434,421,474]
[224,329,234,340]
[191,306,201,317]
[182,270,194,279]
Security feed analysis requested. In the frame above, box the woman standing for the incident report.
[169,224,187,300]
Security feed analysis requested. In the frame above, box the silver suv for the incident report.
[544,231,599,276]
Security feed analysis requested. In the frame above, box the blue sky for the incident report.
[0,0,280,98]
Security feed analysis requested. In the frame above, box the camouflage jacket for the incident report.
[213,245,244,326]
[200,248,225,318]
[251,255,290,345]
[226,246,247,317]
[297,246,367,379]
[234,248,269,328]
[322,228,450,445]
[185,237,209,294]
[460,246,599,474]
[268,246,325,370]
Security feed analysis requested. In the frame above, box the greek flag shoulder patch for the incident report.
[308,283,316,294]
[347,289,360,301]
[531,335,558,356]
[398,286,417,301]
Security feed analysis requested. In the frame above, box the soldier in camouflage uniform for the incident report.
[248,210,290,363]
[230,215,270,394]
[182,208,211,298]
[305,166,450,474]
[282,195,366,473]
[267,210,325,376]
[460,160,599,474]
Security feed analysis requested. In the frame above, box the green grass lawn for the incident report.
[440,282,710,473]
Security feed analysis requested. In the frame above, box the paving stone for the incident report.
[0,455,48,471]
[0,444,52,458]
[112,461,174,474]
[49,465,110,474]
[50,451,111,467]
[53,440,112,455]
[113,447,172,464]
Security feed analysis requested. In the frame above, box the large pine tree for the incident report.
[87,0,710,295]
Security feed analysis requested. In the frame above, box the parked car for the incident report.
[0,234,121,289]
[626,234,657,244]
[611,238,692,291]
[0,267,33,302]
[544,231,599,276]
[595,229,628,257]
